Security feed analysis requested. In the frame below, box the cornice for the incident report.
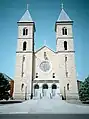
[56,37,74,40]
[18,38,33,39]
[56,51,75,53]
[16,51,33,53]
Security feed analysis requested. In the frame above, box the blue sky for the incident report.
[0,0,89,81]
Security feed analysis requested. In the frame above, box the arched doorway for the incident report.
[52,84,57,96]
[34,84,39,97]
[42,84,48,97]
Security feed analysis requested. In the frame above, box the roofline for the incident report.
[56,21,74,23]
[2,73,13,81]
[35,45,75,54]
[55,21,73,32]
[17,21,35,23]
[77,80,82,83]
[56,51,75,53]
[35,46,56,54]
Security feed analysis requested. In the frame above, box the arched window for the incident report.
[52,84,57,96]
[42,84,48,89]
[34,84,39,89]
[21,83,24,91]
[62,27,67,35]
[64,41,67,50]
[52,84,57,89]
[23,41,27,51]
[67,83,69,90]
[34,84,39,97]
[23,28,28,36]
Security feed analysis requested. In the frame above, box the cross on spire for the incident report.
[61,3,64,9]
[27,4,29,10]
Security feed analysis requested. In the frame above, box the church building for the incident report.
[13,5,79,100]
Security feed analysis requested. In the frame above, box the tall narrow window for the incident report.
[65,56,67,62]
[66,72,68,77]
[65,28,67,35]
[23,56,25,62]
[44,52,46,57]
[23,28,28,36]
[36,73,38,78]
[67,83,69,90]
[21,55,25,77]
[53,73,55,78]
[21,71,24,77]
[23,28,25,35]
[64,41,67,50]
[21,83,24,91]
[21,61,24,77]
[26,29,28,35]
[62,27,67,35]
[23,41,27,51]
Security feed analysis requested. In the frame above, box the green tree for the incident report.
[79,76,89,101]
[0,73,10,100]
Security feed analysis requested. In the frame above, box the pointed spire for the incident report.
[19,4,33,22]
[57,3,72,22]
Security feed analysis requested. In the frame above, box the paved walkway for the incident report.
[0,99,89,114]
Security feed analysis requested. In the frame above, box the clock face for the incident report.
[40,61,50,72]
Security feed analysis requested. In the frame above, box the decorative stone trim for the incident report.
[33,80,59,83]
[56,51,75,53]
[56,37,73,40]
[18,38,33,39]
[16,51,33,53]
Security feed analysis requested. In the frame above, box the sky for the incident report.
[0,0,89,81]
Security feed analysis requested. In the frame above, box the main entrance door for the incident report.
[52,84,57,96]
[42,84,48,98]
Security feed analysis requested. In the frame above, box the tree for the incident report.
[79,76,89,101]
[0,73,10,100]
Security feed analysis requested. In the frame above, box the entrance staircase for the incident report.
[33,93,62,100]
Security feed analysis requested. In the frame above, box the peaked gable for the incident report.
[35,46,55,54]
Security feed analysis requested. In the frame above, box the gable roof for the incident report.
[19,10,33,22]
[35,46,56,54]
[57,8,72,22]
[1,73,13,81]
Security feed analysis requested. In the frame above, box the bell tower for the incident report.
[55,4,74,52]
[14,5,36,100]
[55,4,79,99]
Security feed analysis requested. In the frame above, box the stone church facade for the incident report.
[13,6,79,100]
